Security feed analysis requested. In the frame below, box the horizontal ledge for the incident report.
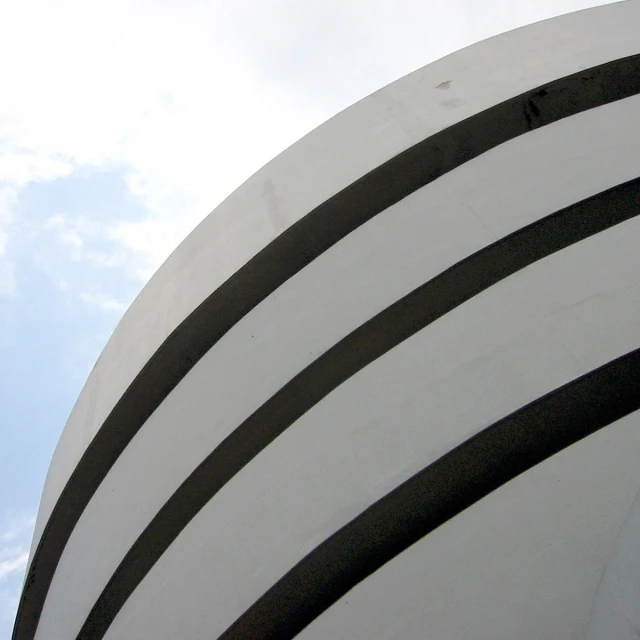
[76,176,640,640]
[220,347,640,640]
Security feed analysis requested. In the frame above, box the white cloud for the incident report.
[0,549,28,582]
[43,214,128,268]
[44,215,90,262]
[0,514,35,546]
[37,214,134,312]
[0,262,15,296]
[0,0,328,281]
[0,186,17,296]
[0,514,35,627]
[0,0,615,286]
[79,290,127,314]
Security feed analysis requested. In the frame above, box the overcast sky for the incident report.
[0,0,619,635]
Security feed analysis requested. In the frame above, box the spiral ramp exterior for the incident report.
[13,3,640,639]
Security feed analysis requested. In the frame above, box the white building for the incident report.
[14,2,640,639]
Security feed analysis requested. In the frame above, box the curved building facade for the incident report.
[14,3,640,639]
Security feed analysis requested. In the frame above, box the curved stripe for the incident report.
[217,347,640,640]
[75,177,640,640]
[16,54,640,640]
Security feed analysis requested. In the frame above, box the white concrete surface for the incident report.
[23,3,640,640]
[35,93,640,640]
[31,0,640,554]
[586,482,640,639]
[296,409,640,640]
[102,217,640,640]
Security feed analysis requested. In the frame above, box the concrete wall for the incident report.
[15,2,640,640]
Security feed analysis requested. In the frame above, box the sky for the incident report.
[0,0,618,635]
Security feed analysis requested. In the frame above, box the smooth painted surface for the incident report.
[35,93,640,640]
[22,3,640,640]
[103,218,640,640]
[587,487,640,639]
[31,0,640,555]
[294,409,640,640]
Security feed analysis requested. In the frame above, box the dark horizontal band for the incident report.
[16,52,640,640]
[76,176,640,640]
[220,347,640,640]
